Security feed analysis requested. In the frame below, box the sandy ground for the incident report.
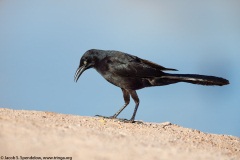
[0,108,239,160]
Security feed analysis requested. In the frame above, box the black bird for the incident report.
[74,49,229,122]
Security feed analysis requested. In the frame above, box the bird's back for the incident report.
[97,50,176,77]
[92,50,177,90]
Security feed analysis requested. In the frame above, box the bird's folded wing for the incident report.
[140,59,177,71]
[108,55,177,78]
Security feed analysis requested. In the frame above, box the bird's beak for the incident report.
[74,65,87,82]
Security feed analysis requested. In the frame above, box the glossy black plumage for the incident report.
[74,49,229,122]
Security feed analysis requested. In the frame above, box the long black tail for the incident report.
[160,73,229,86]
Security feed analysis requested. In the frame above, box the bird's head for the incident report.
[74,49,101,82]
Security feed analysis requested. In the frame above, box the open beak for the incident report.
[74,65,87,82]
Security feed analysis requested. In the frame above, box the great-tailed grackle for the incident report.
[74,49,229,122]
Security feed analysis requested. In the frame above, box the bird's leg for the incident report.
[95,88,130,120]
[96,89,140,123]
[117,90,140,123]
[129,90,140,122]
[111,88,130,118]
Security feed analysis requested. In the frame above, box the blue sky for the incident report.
[1,1,239,136]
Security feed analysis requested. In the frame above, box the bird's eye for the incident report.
[83,60,87,65]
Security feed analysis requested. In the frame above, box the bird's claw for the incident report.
[116,118,143,124]
[116,118,134,123]
[95,115,143,124]
[95,115,116,119]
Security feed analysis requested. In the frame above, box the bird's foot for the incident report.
[115,118,132,123]
[95,115,127,121]
[95,115,143,124]
[117,118,143,124]
[95,115,116,119]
